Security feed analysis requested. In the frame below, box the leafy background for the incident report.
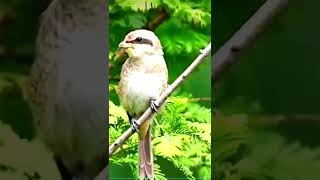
[108,0,211,179]
[214,0,320,179]
[0,0,62,179]
[0,0,211,179]
[2,0,320,180]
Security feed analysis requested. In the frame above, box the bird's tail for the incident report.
[138,125,153,180]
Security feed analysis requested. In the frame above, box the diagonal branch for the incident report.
[109,42,211,156]
[212,0,288,84]
[99,1,288,179]
[143,8,169,31]
[94,43,211,180]
[114,9,169,63]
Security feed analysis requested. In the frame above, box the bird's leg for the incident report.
[150,97,159,114]
[127,112,140,133]
[130,118,140,133]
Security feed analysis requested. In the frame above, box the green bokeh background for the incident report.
[214,0,320,179]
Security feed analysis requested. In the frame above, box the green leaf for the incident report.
[109,100,128,125]
[154,134,187,158]
[115,0,161,11]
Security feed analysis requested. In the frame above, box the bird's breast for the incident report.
[120,72,166,116]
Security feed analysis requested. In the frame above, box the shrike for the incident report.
[118,29,168,179]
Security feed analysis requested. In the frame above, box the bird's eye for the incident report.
[135,37,143,42]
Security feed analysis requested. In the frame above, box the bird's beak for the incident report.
[119,41,132,48]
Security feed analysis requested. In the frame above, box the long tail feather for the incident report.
[138,126,153,179]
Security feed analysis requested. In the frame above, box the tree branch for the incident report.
[113,8,169,66]
[109,42,211,156]
[215,114,320,127]
[94,43,211,180]
[144,8,169,31]
[188,97,211,102]
[212,0,288,84]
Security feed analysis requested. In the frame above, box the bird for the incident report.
[117,29,168,180]
[26,0,108,179]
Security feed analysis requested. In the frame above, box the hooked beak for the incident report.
[119,41,132,48]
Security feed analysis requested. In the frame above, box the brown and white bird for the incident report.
[26,0,107,179]
[118,29,168,179]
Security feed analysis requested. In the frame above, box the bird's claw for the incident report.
[150,99,159,114]
[130,118,139,133]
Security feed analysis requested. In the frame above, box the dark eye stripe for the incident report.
[136,38,153,46]
[126,38,153,46]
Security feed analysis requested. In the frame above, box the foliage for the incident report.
[109,0,211,179]
[0,121,61,180]
[109,95,211,180]
[109,0,211,56]
[109,0,211,104]
[1,0,212,179]
[214,115,320,180]
[211,1,320,174]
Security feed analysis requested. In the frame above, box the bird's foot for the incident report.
[130,118,139,133]
[150,99,159,114]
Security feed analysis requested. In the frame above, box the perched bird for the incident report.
[26,0,107,179]
[118,29,168,179]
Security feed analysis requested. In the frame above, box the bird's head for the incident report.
[119,29,164,58]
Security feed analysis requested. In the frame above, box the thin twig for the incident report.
[114,9,169,63]
[212,0,288,84]
[215,114,320,128]
[188,97,211,102]
[144,8,169,31]
[253,114,320,126]
[94,43,211,180]
[109,42,211,156]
